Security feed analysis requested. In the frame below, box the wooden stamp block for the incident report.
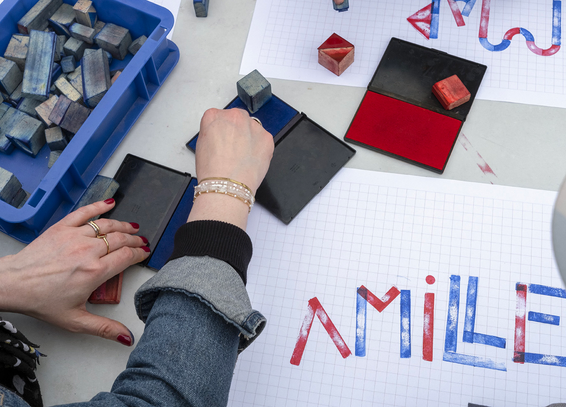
[60,55,76,73]
[54,35,66,62]
[111,70,121,85]
[84,48,112,65]
[88,272,123,304]
[0,102,7,116]
[0,57,23,95]
[63,37,88,60]
[332,0,349,12]
[22,30,57,101]
[48,3,76,37]
[17,97,42,117]
[45,126,67,151]
[193,0,209,17]
[17,0,63,34]
[70,23,95,44]
[73,0,97,28]
[4,35,29,72]
[60,101,90,134]
[128,35,147,55]
[67,68,83,95]
[75,175,119,211]
[95,23,132,60]
[53,76,82,103]
[432,75,471,110]
[48,94,72,125]
[93,21,105,37]
[51,61,62,82]
[236,69,272,113]
[0,106,17,154]
[0,167,23,205]
[82,48,111,107]
[6,110,46,156]
[0,136,13,154]
[9,83,23,105]
[10,188,29,208]
[47,149,62,168]
[35,94,59,126]
[317,33,354,76]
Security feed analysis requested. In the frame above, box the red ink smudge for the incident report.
[459,134,498,178]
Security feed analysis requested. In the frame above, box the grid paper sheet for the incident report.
[229,168,566,407]
[241,0,566,108]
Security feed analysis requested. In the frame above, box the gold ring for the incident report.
[251,117,262,127]
[97,234,110,255]
[87,220,101,236]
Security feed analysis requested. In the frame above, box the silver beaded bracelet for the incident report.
[193,177,255,212]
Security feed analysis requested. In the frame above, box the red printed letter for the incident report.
[290,297,352,366]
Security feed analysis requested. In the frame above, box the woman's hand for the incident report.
[195,108,274,195]
[0,199,150,346]
[189,108,274,230]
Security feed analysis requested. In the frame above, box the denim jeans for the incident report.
[1,256,266,407]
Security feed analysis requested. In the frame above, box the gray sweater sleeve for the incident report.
[134,221,266,352]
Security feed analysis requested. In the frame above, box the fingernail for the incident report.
[141,246,151,253]
[117,334,133,346]
[128,329,135,346]
[104,198,115,204]
[130,222,140,229]
[140,236,148,244]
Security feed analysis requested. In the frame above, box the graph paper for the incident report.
[241,0,566,108]
[229,168,566,406]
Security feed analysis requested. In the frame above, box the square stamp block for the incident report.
[317,33,354,76]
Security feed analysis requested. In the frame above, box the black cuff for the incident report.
[168,220,253,285]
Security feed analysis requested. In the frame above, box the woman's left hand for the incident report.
[0,199,150,346]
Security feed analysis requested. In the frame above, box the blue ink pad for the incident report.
[345,37,486,174]
[186,93,355,224]
[101,154,193,269]
[186,94,299,150]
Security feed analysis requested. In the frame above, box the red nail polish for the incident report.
[130,222,140,229]
[140,236,148,244]
[104,198,115,204]
[117,334,132,346]
[141,246,151,253]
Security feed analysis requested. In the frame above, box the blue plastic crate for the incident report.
[0,0,179,243]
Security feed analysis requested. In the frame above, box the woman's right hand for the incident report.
[188,108,274,230]
[195,108,274,195]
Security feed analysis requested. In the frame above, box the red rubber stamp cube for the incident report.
[317,33,354,76]
[88,272,123,304]
[432,75,471,110]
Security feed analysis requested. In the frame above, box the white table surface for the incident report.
[1,0,566,404]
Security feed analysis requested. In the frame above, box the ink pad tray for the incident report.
[187,95,355,224]
[344,37,487,173]
[101,154,197,270]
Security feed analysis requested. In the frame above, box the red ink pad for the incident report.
[345,91,462,172]
[345,38,486,174]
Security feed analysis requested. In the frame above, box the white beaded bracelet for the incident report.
[193,177,255,212]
